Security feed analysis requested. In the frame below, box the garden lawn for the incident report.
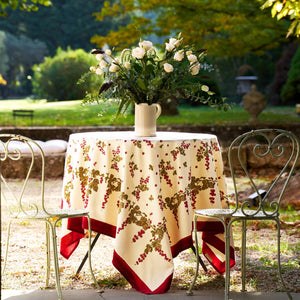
[0,99,299,127]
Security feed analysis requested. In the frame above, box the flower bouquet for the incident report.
[83,34,226,117]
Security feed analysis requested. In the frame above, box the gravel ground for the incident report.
[1,179,299,293]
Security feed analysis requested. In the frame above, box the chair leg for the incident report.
[1,220,12,276]
[275,219,292,300]
[224,220,232,300]
[241,219,247,292]
[49,219,64,300]
[187,215,200,296]
[86,216,102,292]
[45,222,51,288]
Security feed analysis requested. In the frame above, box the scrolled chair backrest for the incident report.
[0,134,47,218]
[228,129,300,217]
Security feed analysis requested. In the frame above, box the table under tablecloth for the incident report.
[60,131,235,294]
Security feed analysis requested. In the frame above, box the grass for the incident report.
[0,98,299,127]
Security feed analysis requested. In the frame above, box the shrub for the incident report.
[280,45,300,105]
[32,47,102,101]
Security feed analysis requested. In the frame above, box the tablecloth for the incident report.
[60,131,235,293]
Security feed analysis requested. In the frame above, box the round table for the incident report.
[60,131,234,294]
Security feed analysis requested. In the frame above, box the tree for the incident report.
[91,0,290,57]
[280,44,300,104]
[261,0,300,37]
[0,30,8,78]
[0,0,127,55]
[268,43,298,105]
[0,0,52,17]
[0,30,48,97]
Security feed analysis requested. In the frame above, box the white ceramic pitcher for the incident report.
[134,103,161,137]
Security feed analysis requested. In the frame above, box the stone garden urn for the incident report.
[242,85,267,123]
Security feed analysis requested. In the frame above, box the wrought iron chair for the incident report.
[187,129,299,300]
[0,134,100,300]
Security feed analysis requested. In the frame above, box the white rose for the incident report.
[163,63,174,73]
[174,49,184,61]
[113,58,120,64]
[139,40,153,51]
[186,50,192,56]
[132,47,146,59]
[99,60,108,69]
[95,68,104,75]
[124,61,131,69]
[201,85,209,92]
[190,62,200,75]
[105,49,112,56]
[99,59,107,69]
[169,37,181,47]
[165,42,175,52]
[96,54,103,61]
[109,63,119,72]
[90,66,96,72]
[187,54,198,63]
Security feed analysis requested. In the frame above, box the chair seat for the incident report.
[194,208,276,219]
[17,208,89,219]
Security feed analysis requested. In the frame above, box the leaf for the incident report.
[133,63,143,73]
[137,78,147,91]
[145,64,155,75]
[91,49,105,54]
[99,81,114,95]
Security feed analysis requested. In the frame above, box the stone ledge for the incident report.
[1,123,300,147]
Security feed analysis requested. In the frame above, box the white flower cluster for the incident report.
[128,37,204,77]
[131,40,154,59]
[90,48,120,75]
[90,37,206,79]
[164,37,202,76]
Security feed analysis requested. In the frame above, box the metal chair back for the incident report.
[228,129,299,217]
[0,134,52,219]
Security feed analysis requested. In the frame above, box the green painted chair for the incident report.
[0,134,100,300]
[187,129,299,300]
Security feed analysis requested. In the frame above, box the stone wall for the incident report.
[1,125,299,178]
[0,153,66,179]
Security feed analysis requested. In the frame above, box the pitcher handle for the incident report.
[155,103,161,119]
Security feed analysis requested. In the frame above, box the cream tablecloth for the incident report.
[60,131,235,294]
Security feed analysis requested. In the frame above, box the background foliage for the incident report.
[0,30,48,98]
[0,0,300,106]
[0,0,127,98]
[261,0,300,37]
[0,0,124,55]
[0,0,52,17]
[93,0,289,57]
